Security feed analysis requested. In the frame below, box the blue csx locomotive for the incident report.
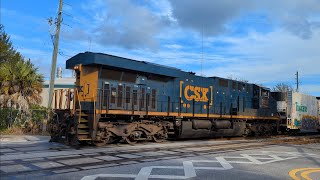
[49,52,280,145]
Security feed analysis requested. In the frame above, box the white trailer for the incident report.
[288,92,319,132]
[273,91,320,133]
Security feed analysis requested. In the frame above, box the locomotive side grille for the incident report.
[141,88,145,109]
[152,89,156,109]
[126,86,131,104]
[111,87,116,104]
[117,85,123,107]
[103,84,110,107]
[133,90,138,105]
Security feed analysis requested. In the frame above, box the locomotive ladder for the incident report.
[77,110,91,141]
[74,88,92,141]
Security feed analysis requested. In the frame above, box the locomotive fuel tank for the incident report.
[192,120,212,130]
[212,120,232,129]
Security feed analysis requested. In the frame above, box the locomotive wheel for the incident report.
[242,128,251,137]
[124,136,137,144]
[94,140,106,147]
[65,117,78,146]
[153,130,166,143]
[124,130,144,144]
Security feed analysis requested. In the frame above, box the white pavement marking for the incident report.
[240,154,264,165]
[212,157,233,170]
[183,161,196,178]
[81,151,319,180]
[81,174,137,180]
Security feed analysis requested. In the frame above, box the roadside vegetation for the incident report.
[0,24,46,134]
[272,83,294,92]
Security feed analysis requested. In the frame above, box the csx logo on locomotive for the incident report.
[180,81,213,104]
[184,85,209,102]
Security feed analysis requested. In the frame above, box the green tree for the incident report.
[0,24,22,64]
[0,24,44,112]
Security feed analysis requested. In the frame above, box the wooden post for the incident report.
[59,89,63,109]
[54,90,58,109]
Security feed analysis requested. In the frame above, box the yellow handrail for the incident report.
[74,88,82,124]
[93,90,96,124]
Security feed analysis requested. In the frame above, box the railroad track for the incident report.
[0,135,287,155]
[1,135,319,178]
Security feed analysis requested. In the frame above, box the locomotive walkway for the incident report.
[0,135,319,180]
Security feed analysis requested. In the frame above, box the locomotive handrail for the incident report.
[75,88,82,124]
[93,90,96,126]
[92,87,279,120]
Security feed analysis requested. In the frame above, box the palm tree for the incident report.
[0,24,44,112]
[0,59,44,112]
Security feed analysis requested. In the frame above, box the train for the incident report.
[48,52,320,145]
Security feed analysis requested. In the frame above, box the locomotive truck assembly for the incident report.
[48,52,320,146]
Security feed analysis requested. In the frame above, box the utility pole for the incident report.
[48,0,63,110]
[201,25,203,77]
[44,0,63,133]
[295,71,299,92]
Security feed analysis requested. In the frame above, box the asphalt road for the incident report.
[0,135,319,180]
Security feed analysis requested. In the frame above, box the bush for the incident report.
[0,105,48,134]
[0,108,18,129]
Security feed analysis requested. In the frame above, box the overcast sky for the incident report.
[1,0,320,96]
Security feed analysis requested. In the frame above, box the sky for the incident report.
[1,0,320,96]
